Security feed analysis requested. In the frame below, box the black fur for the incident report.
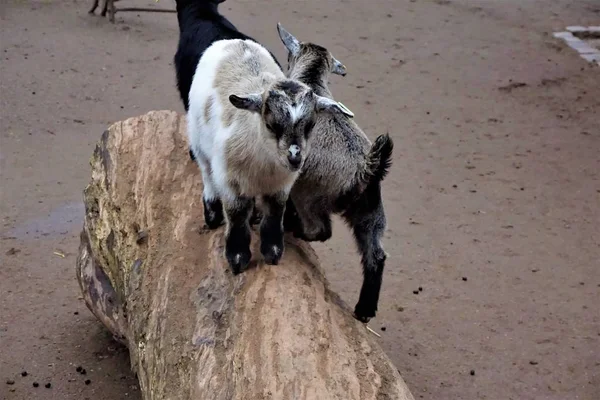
[175,0,281,243]
[294,45,331,96]
[173,0,281,111]
[224,197,253,274]
[342,180,387,322]
[250,205,263,226]
[367,134,393,183]
[259,194,286,265]
[203,197,224,229]
[283,198,300,232]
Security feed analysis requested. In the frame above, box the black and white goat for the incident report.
[187,38,352,273]
[277,24,394,322]
[174,0,282,225]
[174,0,280,112]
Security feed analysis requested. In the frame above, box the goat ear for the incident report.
[315,95,354,118]
[277,23,301,56]
[229,93,263,113]
[331,56,347,76]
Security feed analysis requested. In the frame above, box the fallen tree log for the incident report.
[75,110,414,400]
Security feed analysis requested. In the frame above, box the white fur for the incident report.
[187,39,295,204]
[288,103,305,123]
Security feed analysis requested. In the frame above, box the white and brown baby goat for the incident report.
[188,39,352,273]
[277,24,393,322]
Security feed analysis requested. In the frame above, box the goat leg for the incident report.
[348,201,387,323]
[291,198,332,242]
[88,0,99,14]
[108,0,116,23]
[100,0,108,16]
[224,197,253,274]
[258,192,287,265]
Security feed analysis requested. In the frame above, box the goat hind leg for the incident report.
[283,198,300,233]
[258,192,287,265]
[89,0,100,14]
[224,197,253,274]
[100,0,108,16]
[349,207,387,323]
[292,199,332,242]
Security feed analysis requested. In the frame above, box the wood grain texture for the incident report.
[75,110,414,400]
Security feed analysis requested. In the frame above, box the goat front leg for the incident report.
[89,0,100,14]
[258,192,287,265]
[224,197,253,274]
[192,149,224,229]
[283,197,301,233]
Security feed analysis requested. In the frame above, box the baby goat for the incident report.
[188,39,352,273]
[174,0,280,113]
[174,0,281,225]
[277,24,393,322]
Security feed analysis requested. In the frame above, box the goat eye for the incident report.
[304,121,315,136]
[266,122,284,138]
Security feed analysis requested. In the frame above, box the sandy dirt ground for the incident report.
[1,0,599,399]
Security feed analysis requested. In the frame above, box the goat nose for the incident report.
[288,145,302,169]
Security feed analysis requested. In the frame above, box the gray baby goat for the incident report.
[278,24,393,323]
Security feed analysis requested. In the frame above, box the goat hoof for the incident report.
[261,244,283,265]
[203,198,224,229]
[227,251,251,274]
[353,303,376,323]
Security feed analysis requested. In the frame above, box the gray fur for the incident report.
[188,38,353,273]
[277,24,393,322]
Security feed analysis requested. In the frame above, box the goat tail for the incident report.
[365,134,393,184]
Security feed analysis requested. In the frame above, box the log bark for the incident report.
[75,110,414,400]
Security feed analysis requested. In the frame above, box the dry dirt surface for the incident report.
[1,0,599,399]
